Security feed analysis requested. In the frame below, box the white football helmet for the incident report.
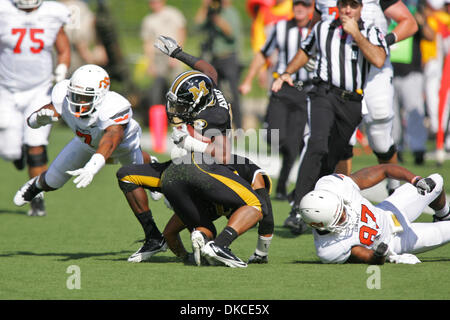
[13,0,42,9]
[299,190,351,233]
[66,64,110,118]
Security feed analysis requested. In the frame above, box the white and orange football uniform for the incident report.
[311,173,450,263]
[44,80,143,189]
[0,0,70,160]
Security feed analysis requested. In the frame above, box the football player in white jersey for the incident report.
[312,0,418,193]
[13,64,150,215]
[0,0,71,216]
[299,164,450,265]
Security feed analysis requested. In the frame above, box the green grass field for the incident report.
[1,124,450,303]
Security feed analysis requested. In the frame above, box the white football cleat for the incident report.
[201,241,247,268]
[14,176,43,207]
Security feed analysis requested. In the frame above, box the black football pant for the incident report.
[265,83,308,196]
[292,86,363,207]
[161,153,264,233]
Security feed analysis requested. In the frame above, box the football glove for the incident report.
[171,145,188,160]
[387,253,421,264]
[66,153,105,188]
[372,235,389,258]
[154,35,182,57]
[415,177,436,195]
[171,124,189,145]
[36,108,59,126]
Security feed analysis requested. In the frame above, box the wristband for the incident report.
[85,153,106,174]
[182,135,208,153]
[385,33,397,46]
[411,176,422,186]
[173,50,200,69]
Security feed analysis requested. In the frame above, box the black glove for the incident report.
[372,235,389,258]
[415,177,436,195]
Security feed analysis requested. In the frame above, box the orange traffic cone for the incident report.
[149,104,167,153]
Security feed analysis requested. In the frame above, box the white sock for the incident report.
[254,235,273,256]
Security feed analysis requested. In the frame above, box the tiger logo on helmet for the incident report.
[165,71,215,125]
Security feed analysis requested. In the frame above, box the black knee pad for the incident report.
[26,146,48,167]
[255,188,274,235]
[373,144,397,162]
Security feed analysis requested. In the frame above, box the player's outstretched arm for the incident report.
[66,124,125,188]
[349,164,417,191]
[154,35,218,84]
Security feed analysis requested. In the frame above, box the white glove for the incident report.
[154,35,182,57]
[171,145,188,160]
[28,108,59,128]
[66,153,105,188]
[150,191,163,201]
[36,108,59,126]
[388,253,421,264]
[54,63,68,83]
[171,124,190,145]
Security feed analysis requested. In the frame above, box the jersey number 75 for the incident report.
[12,28,44,54]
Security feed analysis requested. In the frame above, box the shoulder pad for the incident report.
[41,1,71,24]
[98,92,132,122]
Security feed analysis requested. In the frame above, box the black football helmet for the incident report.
[166,71,215,124]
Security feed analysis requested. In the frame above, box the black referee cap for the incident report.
[293,0,313,6]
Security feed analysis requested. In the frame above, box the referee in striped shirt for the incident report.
[240,0,314,199]
[272,0,388,232]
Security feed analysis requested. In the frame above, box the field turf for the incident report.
[1,124,450,305]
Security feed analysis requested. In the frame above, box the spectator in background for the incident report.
[391,2,432,165]
[420,0,449,140]
[195,0,243,130]
[141,0,187,107]
[60,0,108,77]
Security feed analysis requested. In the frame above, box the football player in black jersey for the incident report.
[117,36,273,266]
[117,154,274,265]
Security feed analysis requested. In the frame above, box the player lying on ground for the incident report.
[298,164,450,264]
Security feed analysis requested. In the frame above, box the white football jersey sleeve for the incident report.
[0,1,70,92]
[312,174,392,263]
